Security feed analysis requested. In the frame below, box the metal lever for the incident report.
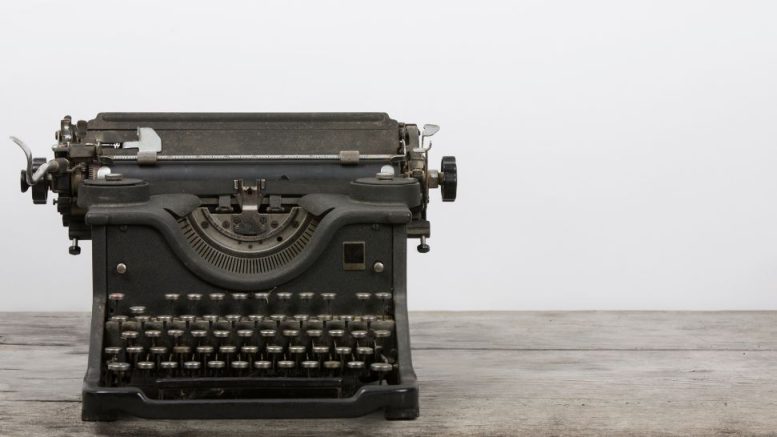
[10,136,53,186]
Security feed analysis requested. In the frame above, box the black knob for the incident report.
[20,170,30,193]
[440,156,457,202]
[416,242,430,253]
[69,245,81,255]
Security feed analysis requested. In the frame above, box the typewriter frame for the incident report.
[80,182,420,420]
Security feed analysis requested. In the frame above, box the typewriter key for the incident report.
[260,329,277,339]
[241,345,259,354]
[183,360,201,375]
[196,345,214,354]
[207,360,225,369]
[306,329,322,338]
[298,292,314,301]
[254,360,272,370]
[104,346,122,361]
[108,293,125,315]
[219,345,237,354]
[213,330,230,338]
[370,362,393,385]
[351,330,368,340]
[190,329,207,338]
[107,361,131,385]
[164,293,180,315]
[225,314,242,328]
[136,361,155,371]
[347,360,365,370]
[209,292,225,301]
[159,360,178,377]
[301,360,319,377]
[254,292,271,302]
[323,360,341,372]
[277,292,292,302]
[231,292,248,301]
[129,306,146,316]
[202,314,219,328]
[126,346,144,363]
[237,329,254,338]
[328,329,345,338]
[312,345,330,355]
[231,360,249,374]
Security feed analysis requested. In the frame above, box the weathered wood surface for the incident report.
[2,311,777,436]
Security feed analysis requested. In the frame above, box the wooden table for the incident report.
[2,312,776,436]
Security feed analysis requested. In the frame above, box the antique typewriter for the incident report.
[14,113,457,420]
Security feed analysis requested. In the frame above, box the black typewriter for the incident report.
[14,113,457,420]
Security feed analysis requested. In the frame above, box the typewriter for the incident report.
[14,113,457,420]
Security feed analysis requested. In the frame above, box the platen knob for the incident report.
[440,156,457,202]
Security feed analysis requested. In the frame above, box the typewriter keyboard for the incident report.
[101,291,399,399]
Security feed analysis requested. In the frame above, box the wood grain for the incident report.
[2,311,776,436]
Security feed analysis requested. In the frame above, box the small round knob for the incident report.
[440,156,457,202]
[116,263,127,274]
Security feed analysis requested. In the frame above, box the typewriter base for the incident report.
[81,382,419,421]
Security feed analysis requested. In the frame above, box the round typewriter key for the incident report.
[338,315,354,322]
[180,314,196,323]
[190,329,207,338]
[237,329,254,338]
[110,315,128,324]
[219,345,237,354]
[196,345,214,354]
[357,346,374,356]
[207,360,225,369]
[120,330,139,340]
[134,315,150,329]
[231,293,248,301]
[375,292,392,301]
[301,360,319,369]
[270,314,286,322]
[209,293,225,301]
[355,293,372,301]
[167,329,184,339]
[321,293,336,301]
[164,293,180,301]
[370,362,393,384]
[347,360,365,370]
[136,361,155,370]
[313,345,330,354]
[260,329,277,338]
[266,345,283,354]
[173,345,191,355]
[294,314,309,322]
[107,361,131,371]
[203,314,219,326]
[317,314,333,322]
[370,362,393,372]
[373,329,392,338]
[323,360,341,370]
[129,306,146,315]
[150,346,168,355]
[306,329,322,338]
[187,293,202,301]
[225,314,242,328]
[126,345,144,356]
[213,330,231,338]
[298,292,314,301]
[278,360,295,369]
[301,360,319,376]
[351,330,368,340]
[282,329,299,338]
[254,292,270,302]
[248,314,264,323]
[108,293,125,302]
[231,360,249,369]
[335,346,352,356]
[254,360,272,370]
[288,345,306,354]
[144,329,161,340]
[277,292,292,301]
[183,361,201,371]
[104,346,122,355]
[328,329,345,338]
[241,345,259,354]
[159,361,178,375]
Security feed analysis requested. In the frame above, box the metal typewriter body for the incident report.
[15,113,457,420]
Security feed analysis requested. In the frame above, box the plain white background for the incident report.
[1,0,776,311]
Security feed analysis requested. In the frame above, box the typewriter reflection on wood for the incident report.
[14,113,457,420]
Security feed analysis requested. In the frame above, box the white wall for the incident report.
[1,0,776,311]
